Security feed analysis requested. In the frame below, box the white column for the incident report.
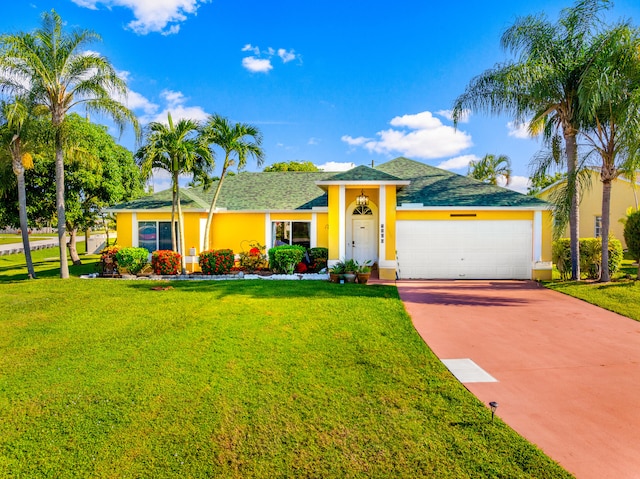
[132,213,138,247]
[265,212,272,248]
[378,185,386,262]
[339,185,346,260]
[199,218,206,252]
[534,210,542,262]
[311,213,317,248]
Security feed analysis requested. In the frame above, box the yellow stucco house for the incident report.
[538,170,639,248]
[109,157,553,280]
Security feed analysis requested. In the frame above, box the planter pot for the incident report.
[343,272,357,283]
[329,272,342,283]
[357,272,371,284]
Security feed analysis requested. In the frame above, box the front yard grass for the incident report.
[0,251,572,478]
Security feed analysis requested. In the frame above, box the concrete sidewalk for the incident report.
[396,280,640,479]
[0,237,58,255]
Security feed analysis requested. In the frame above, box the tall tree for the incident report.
[0,9,138,278]
[201,114,264,249]
[577,24,640,281]
[453,0,611,280]
[467,154,512,185]
[0,99,37,278]
[136,113,212,274]
[264,161,319,172]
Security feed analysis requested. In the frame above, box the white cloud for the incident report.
[140,89,208,124]
[278,48,296,63]
[317,161,356,172]
[71,0,210,35]
[503,175,530,194]
[127,89,159,114]
[436,109,470,123]
[343,111,473,159]
[507,121,533,139]
[437,154,479,171]
[242,56,273,73]
[308,137,320,145]
[241,44,300,73]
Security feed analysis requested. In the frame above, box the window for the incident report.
[138,221,176,252]
[272,221,311,248]
[595,216,602,238]
[352,205,373,216]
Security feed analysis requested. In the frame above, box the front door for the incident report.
[352,219,375,263]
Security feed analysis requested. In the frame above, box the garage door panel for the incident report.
[396,220,532,280]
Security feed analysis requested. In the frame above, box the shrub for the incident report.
[115,247,149,275]
[295,262,308,273]
[553,237,623,280]
[308,247,328,272]
[238,242,267,272]
[624,210,640,261]
[151,250,181,275]
[99,246,120,275]
[199,249,234,275]
[268,245,306,274]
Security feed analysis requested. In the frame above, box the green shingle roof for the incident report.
[376,157,547,208]
[111,157,547,211]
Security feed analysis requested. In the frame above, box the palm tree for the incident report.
[136,113,212,274]
[0,9,138,278]
[467,154,512,185]
[201,115,264,249]
[453,0,611,280]
[0,99,37,278]
[577,24,640,281]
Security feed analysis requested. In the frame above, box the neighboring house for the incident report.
[108,157,553,280]
[537,169,639,248]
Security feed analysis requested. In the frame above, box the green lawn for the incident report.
[0,251,572,478]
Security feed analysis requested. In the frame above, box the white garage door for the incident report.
[396,220,532,279]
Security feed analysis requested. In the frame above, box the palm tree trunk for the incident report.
[175,174,187,275]
[565,131,581,280]
[13,157,35,279]
[171,176,177,252]
[203,163,228,250]
[55,125,69,279]
[600,178,612,282]
[67,228,82,266]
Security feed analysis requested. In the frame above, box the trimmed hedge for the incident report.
[199,249,234,275]
[114,247,149,275]
[308,247,328,273]
[553,237,623,280]
[268,245,306,274]
[151,250,181,275]
[624,210,640,261]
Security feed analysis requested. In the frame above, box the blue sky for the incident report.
[3,0,640,193]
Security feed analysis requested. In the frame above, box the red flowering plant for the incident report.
[99,246,120,276]
[295,262,308,273]
[238,241,267,272]
[151,250,181,275]
[199,249,235,275]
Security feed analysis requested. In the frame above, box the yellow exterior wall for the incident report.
[327,186,340,260]
[379,186,397,280]
[115,212,133,248]
[539,171,639,247]
[315,213,329,247]
[210,213,265,253]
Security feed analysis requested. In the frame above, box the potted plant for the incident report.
[329,261,345,283]
[357,260,372,284]
[343,258,358,283]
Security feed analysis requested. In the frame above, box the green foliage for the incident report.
[357,259,373,273]
[624,210,640,261]
[329,260,345,274]
[268,245,306,274]
[528,172,565,196]
[238,242,267,272]
[343,258,358,273]
[99,246,120,276]
[467,154,511,185]
[308,247,328,272]
[263,161,319,172]
[553,237,623,280]
[151,250,182,275]
[114,247,149,275]
[199,249,234,275]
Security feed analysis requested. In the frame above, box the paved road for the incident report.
[397,280,640,479]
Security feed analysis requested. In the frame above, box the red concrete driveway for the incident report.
[397,280,640,479]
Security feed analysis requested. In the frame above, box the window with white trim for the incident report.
[595,216,602,238]
[272,221,311,248]
[138,221,176,252]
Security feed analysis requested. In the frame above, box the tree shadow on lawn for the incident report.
[123,279,400,300]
